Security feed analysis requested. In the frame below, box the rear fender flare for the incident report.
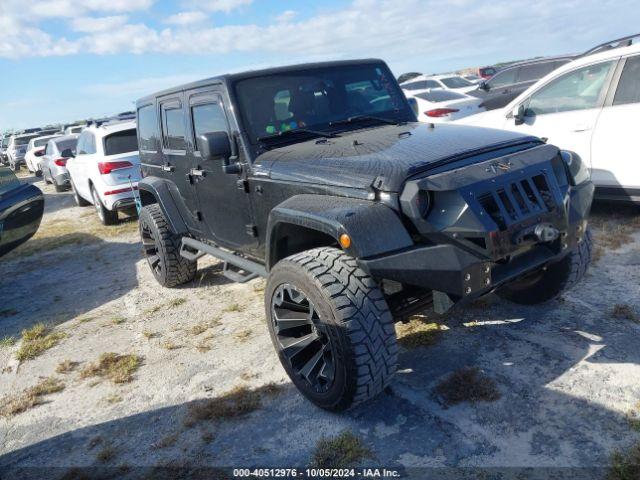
[137,176,189,235]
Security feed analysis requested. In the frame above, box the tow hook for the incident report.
[513,222,560,245]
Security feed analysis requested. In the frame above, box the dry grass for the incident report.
[110,316,126,325]
[434,366,501,406]
[396,318,444,348]
[56,360,79,374]
[153,432,179,449]
[627,402,640,432]
[3,217,138,260]
[609,442,640,480]
[612,304,638,322]
[161,340,181,350]
[80,352,141,384]
[16,323,66,361]
[142,330,157,339]
[234,329,253,342]
[185,383,282,427]
[0,377,65,417]
[223,303,243,313]
[310,431,373,468]
[104,393,123,404]
[96,444,117,463]
[169,298,186,308]
[0,308,18,318]
[590,208,640,263]
[0,336,16,348]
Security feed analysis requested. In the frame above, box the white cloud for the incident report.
[71,15,128,33]
[83,73,208,98]
[275,10,296,23]
[184,0,253,13]
[164,11,209,26]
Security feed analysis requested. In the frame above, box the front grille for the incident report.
[477,174,555,230]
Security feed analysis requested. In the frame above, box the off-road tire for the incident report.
[70,179,90,206]
[139,204,197,288]
[265,247,398,411]
[497,229,592,305]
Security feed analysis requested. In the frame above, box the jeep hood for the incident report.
[253,123,541,192]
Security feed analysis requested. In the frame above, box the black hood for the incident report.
[253,123,540,192]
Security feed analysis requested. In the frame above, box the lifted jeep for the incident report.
[135,59,594,411]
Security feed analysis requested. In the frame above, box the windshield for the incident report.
[234,63,412,143]
[55,138,78,154]
[16,135,38,146]
[34,137,53,147]
[440,76,473,89]
[104,129,138,156]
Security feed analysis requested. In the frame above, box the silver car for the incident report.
[7,133,40,171]
[41,135,78,192]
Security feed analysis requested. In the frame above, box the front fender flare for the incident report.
[266,194,413,270]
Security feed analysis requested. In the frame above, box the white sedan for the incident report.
[66,120,140,225]
[400,74,478,94]
[25,134,61,175]
[406,88,485,123]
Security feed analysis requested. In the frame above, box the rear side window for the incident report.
[77,132,95,155]
[517,62,556,82]
[613,55,640,106]
[104,129,138,156]
[192,102,228,144]
[162,105,186,150]
[137,104,158,152]
[415,90,466,102]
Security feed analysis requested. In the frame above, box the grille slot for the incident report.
[477,174,553,230]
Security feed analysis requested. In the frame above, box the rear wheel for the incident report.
[265,247,398,411]
[139,204,197,287]
[92,186,118,225]
[497,229,592,305]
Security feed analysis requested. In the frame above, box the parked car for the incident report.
[64,125,84,135]
[397,72,423,84]
[6,133,41,171]
[469,56,574,110]
[463,74,483,84]
[456,35,640,203]
[66,121,140,225]
[0,166,44,257]
[40,135,79,192]
[400,74,477,94]
[404,88,485,122]
[25,134,61,175]
[135,58,594,411]
[0,137,8,165]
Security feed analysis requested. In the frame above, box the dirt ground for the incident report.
[1,173,640,479]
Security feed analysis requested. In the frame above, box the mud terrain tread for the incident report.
[140,204,196,287]
[284,247,398,407]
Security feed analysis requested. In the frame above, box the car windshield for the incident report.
[16,135,38,146]
[234,63,412,143]
[440,76,474,88]
[104,129,138,156]
[34,137,52,147]
[55,138,77,154]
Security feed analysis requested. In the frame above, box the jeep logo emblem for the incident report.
[486,160,513,174]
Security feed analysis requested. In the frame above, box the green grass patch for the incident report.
[16,323,66,361]
[310,431,373,468]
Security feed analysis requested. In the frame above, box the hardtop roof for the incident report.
[136,58,386,105]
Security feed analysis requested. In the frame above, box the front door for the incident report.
[507,59,618,169]
[185,89,256,251]
[591,54,640,193]
[158,95,202,232]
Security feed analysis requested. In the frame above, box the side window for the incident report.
[613,56,640,106]
[192,102,229,147]
[76,133,86,155]
[137,104,158,152]
[86,134,96,154]
[487,68,518,88]
[161,104,186,151]
[517,62,555,83]
[526,61,615,116]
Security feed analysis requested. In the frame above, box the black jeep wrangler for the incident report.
[135,59,594,411]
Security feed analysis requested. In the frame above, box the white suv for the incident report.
[456,35,640,204]
[66,121,140,225]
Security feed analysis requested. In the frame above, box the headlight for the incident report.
[560,150,590,186]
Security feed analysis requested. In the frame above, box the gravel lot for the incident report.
[1,174,639,479]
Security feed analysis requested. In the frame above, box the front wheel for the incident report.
[497,229,592,305]
[138,204,197,287]
[265,247,398,411]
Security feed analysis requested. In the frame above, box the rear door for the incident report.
[158,95,202,230]
[185,88,256,250]
[591,54,640,196]
[70,131,96,199]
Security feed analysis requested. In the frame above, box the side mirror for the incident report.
[60,148,75,158]
[196,132,231,162]
[479,81,489,91]
[512,104,526,125]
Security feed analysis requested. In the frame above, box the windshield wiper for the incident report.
[256,128,336,143]
[329,115,403,127]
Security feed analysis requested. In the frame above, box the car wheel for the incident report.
[265,247,398,411]
[139,204,197,287]
[70,180,90,206]
[497,229,592,305]
[54,181,66,193]
[9,162,17,172]
[91,186,118,225]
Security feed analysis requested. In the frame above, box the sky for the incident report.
[1,0,639,130]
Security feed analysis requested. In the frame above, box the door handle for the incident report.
[161,164,175,172]
[189,168,205,177]
[571,124,591,132]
